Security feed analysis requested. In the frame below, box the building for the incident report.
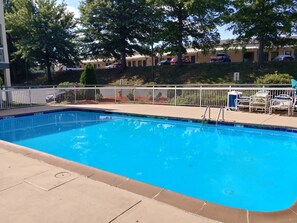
[0,0,11,86]
[81,40,297,69]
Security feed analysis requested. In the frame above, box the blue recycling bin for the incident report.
[227,91,242,110]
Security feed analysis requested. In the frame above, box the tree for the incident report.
[79,0,151,70]
[153,0,228,66]
[80,64,97,85]
[227,0,297,67]
[5,0,79,82]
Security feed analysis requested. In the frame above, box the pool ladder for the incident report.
[201,106,210,121]
[216,107,225,124]
[201,106,225,124]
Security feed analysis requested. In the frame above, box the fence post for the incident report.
[200,86,202,107]
[114,87,117,103]
[0,89,2,109]
[153,85,155,104]
[174,86,177,106]
[53,86,56,103]
[29,87,32,106]
[94,85,96,101]
[133,87,136,103]
[74,86,77,104]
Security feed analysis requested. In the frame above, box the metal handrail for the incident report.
[201,106,210,120]
[216,107,225,124]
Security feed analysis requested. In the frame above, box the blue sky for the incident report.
[59,0,234,39]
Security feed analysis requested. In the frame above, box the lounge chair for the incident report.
[249,90,270,113]
[235,95,251,111]
[269,94,293,115]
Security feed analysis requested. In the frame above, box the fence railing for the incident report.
[0,85,295,110]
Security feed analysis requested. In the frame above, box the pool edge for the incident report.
[1,139,297,223]
[1,106,297,223]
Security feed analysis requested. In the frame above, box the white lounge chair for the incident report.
[269,94,293,115]
[249,91,270,113]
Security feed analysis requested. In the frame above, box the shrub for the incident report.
[95,93,103,101]
[80,64,97,85]
[127,90,135,101]
[155,92,162,101]
[167,89,182,99]
[58,82,83,88]
[255,73,293,84]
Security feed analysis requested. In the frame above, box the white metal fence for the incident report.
[0,85,295,110]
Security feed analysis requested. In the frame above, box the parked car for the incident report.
[157,59,171,66]
[210,53,231,63]
[272,55,294,61]
[170,58,191,65]
[106,62,122,69]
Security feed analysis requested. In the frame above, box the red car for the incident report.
[170,58,191,65]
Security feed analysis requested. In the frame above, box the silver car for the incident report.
[272,55,294,61]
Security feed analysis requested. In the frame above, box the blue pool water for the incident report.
[1,110,297,212]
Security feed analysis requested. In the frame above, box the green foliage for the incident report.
[79,0,152,69]
[25,61,297,86]
[154,0,228,66]
[167,89,182,99]
[58,82,83,88]
[255,73,293,84]
[168,90,226,106]
[80,64,97,85]
[5,0,79,82]
[0,77,3,86]
[226,0,297,66]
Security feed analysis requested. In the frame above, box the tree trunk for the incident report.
[121,50,126,71]
[258,38,265,68]
[151,27,154,82]
[45,52,52,82]
[120,38,127,72]
[177,5,183,67]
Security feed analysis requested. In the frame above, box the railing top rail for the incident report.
[3,83,292,89]
[1,86,295,92]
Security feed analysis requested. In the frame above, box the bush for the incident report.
[155,92,162,101]
[58,82,83,88]
[127,90,135,101]
[167,89,182,99]
[95,93,103,101]
[255,73,293,84]
[80,64,97,85]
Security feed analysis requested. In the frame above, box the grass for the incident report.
[24,61,297,86]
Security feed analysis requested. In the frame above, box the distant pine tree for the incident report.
[80,64,97,85]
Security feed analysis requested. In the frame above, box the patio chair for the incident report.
[269,94,293,115]
[235,95,251,111]
[249,90,270,113]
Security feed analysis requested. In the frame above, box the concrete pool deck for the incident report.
[1,104,297,223]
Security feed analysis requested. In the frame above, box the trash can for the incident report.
[227,91,242,110]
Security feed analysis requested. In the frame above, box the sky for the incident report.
[59,0,234,40]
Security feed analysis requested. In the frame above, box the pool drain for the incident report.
[55,172,71,178]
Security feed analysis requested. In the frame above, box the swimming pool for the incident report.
[1,109,297,212]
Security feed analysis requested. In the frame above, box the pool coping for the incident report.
[1,106,297,223]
